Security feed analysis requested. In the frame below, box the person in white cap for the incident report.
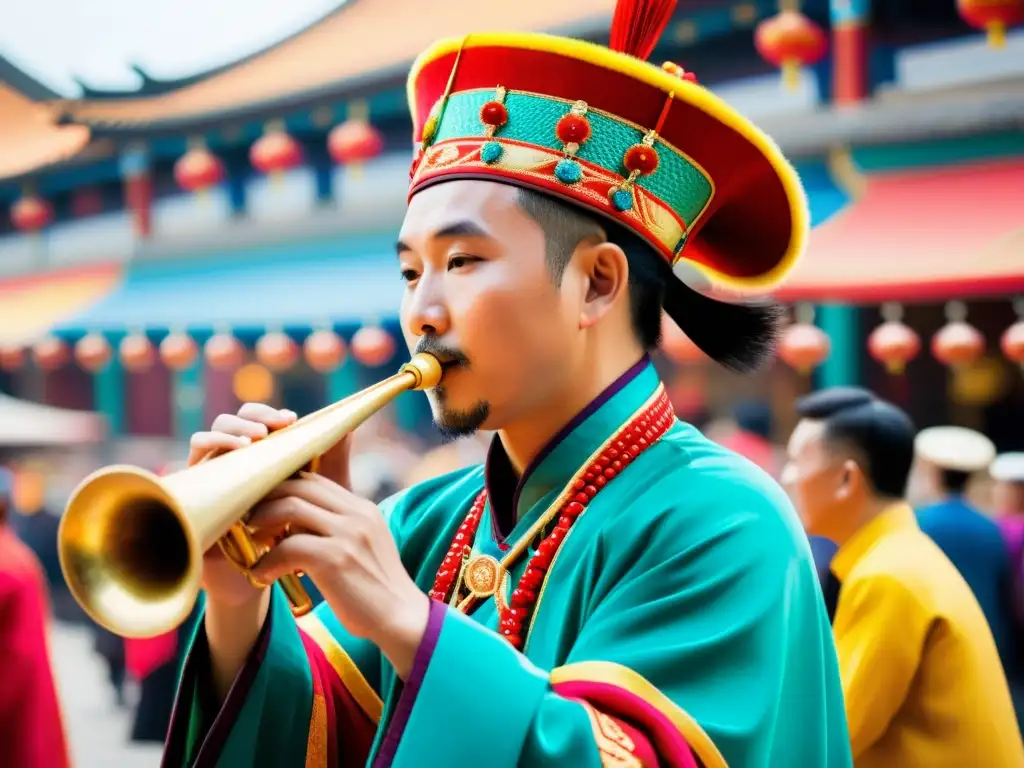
[992,452,1024,547]
[915,426,1016,672]
[991,451,1024,730]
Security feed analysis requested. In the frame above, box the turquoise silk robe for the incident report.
[164,358,852,767]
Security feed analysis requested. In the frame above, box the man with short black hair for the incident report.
[783,389,1023,767]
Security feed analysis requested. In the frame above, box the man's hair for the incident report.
[940,469,972,494]
[795,387,916,500]
[516,188,664,349]
[515,187,783,370]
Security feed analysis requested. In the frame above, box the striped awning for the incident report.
[0,263,123,347]
[53,236,399,336]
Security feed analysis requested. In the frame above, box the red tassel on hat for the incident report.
[609,0,679,61]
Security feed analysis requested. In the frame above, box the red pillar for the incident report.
[830,0,870,105]
[120,146,152,239]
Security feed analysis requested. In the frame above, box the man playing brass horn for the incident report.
[163,3,851,766]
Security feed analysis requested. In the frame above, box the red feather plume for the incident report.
[609,0,679,61]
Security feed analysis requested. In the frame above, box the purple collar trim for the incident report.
[484,354,651,542]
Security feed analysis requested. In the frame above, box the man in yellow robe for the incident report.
[783,387,1023,767]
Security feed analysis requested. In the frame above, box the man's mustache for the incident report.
[414,337,470,368]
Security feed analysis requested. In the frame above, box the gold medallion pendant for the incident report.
[463,555,503,598]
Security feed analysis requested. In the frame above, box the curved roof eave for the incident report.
[51,0,618,132]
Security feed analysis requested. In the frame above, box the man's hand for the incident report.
[247,472,430,680]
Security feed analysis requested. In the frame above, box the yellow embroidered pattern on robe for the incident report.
[304,693,328,768]
[580,701,643,768]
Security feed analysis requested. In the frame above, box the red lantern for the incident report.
[957,0,1023,47]
[174,148,225,193]
[0,347,26,372]
[74,333,112,373]
[255,332,298,372]
[304,330,346,373]
[120,333,155,373]
[867,321,921,375]
[328,120,385,166]
[350,326,395,367]
[1000,320,1024,365]
[204,333,245,370]
[31,337,69,371]
[778,323,830,375]
[659,315,705,364]
[931,321,985,368]
[10,195,53,232]
[160,332,199,371]
[250,131,303,176]
[754,11,828,91]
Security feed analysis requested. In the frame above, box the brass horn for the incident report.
[58,353,442,639]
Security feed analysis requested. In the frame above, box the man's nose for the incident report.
[404,281,451,338]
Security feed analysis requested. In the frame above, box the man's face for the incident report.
[781,419,849,538]
[994,481,1024,514]
[397,180,582,437]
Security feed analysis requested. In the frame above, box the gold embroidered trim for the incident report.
[304,693,329,768]
[579,701,643,768]
[297,613,384,723]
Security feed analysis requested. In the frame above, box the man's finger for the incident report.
[236,403,297,429]
[266,475,371,520]
[188,432,251,464]
[248,495,337,536]
[249,533,322,585]
[211,413,275,440]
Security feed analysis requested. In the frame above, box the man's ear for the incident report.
[577,241,629,330]
[837,458,864,500]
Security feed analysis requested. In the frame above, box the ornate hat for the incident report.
[915,426,997,473]
[991,453,1024,483]
[406,0,808,298]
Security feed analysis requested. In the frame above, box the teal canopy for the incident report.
[53,234,400,339]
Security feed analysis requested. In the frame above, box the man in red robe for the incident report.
[0,466,70,768]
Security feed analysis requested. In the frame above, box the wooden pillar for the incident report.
[120,145,152,239]
[830,0,870,106]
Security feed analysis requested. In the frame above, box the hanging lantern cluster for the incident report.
[867,304,921,375]
[10,194,53,232]
[171,102,385,190]
[956,0,1023,48]
[778,305,830,375]
[754,8,828,91]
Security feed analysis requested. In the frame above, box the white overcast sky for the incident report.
[0,0,343,96]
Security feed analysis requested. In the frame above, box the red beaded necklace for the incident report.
[429,388,674,650]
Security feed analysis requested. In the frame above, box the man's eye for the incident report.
[400,268,419,282]
[448,255,479,270]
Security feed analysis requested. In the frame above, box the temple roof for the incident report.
[0,83,91,182]
[54,0,618,131]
